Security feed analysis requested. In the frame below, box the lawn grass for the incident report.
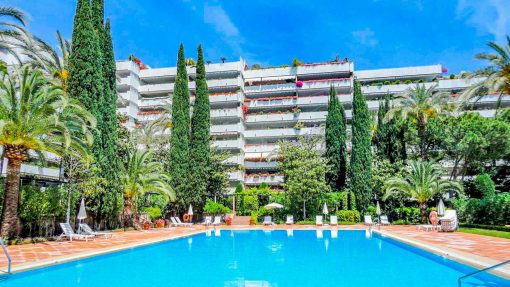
[459,227,510,239]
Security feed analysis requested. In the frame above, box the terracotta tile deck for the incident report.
[0,225,508,272]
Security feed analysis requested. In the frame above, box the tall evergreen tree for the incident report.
[189,45,211,212]
[350,80,373,213]
[68,0,103,155]
[169,44,191,213]
[325,86,347,190]
[375,95,407,163]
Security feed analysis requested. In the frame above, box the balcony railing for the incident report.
[211,123,243,135]
[245,144,277,153]
[244,127,324,139]
[245,174,284,185]
[244,83,296,94]
[300,78,352,90]
[246,111,327,123]
[224,155,244,165]
[297,61,352,75]
[139,97,171,108]
[210,92,243,104]
[212,139,244,149]
[228,171,245,181]
[211,108,242,119]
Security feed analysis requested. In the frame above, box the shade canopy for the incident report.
[188,204,194,216]
[265,203,283,210]
[438,199,445,216]
[77,198,87,220]
[322,203,329,215]
[376,201,381,216]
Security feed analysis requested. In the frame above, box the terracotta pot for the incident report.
[143,222,150,230]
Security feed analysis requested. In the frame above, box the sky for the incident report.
[4,0,510,73]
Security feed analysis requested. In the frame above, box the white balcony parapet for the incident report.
[116,61,138,72]
[300,78,352,90]
[361,82,435,95]
[118,76,139,89]
[211,108,242,118]
[245,83,296,94]
[228,171,245,181]
[245,144,278,153]
[118,106,139,119]
[245,174,284,185]
[118,90,139,103]
[244,67,294,80]
[246,111,327,123]
[355,65,443,81]
[139,97,171,108]
[1,160,61,179]
[224,155,244,165]
[245,97,297,108]
[245,161,278,169]
[213,139,244,149]
[437,78,485,90]
[244,127,323,139]
[208,78,242,88]
[140,61,243,79]
[210,93,242,103]
[297,61,353,75]
[473,109,496,118]
[211,123,243,135]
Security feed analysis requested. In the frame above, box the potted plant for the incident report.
[155,219,165,228]
[143,221,150,230]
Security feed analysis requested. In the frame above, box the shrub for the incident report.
[393,80,401,85]
[383,81,391,85]
[463,193,510,225]
[336,210,360,223]
[449,73,456,79]
[296,220,315,225]
[404,80,412,84]
[474,174,496,197]
[144,207,162,220]
[391,207,420,224]
[204,200,230,215]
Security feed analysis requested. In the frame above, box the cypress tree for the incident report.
[325,86,347,190]
[189,45,211,212]
[375,95,406,163]
[68,0,103,158]
[169,44,191,213]
[350,80,372,213]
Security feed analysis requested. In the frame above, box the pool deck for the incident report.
[0,225,509,274]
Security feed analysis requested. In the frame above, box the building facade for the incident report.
[115,58,509,193]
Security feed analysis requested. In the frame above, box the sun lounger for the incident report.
[59,223,94,242]
[285,215,294,225]
[263,216,273,225]
[212,216,222,226]
[176,217,193,227]
[316,215,323,226]
[330,215,338,226]
[364,215,374,226]
[380,215,391,226]
[170,217,186,227]
[204,216,212,225]
[79,223,112,238]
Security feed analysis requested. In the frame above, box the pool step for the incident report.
[231,216,251,225]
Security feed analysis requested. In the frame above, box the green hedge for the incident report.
[336,210,360,223]
[459,223,510,232]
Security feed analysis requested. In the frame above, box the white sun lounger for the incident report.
[79,223,112,238]
[285,215,294,225]
[263,216,273,225]
[380,215,391,226]
[212,216,222,226]
[59,223,94,242]
[364,215,374,226]
[316,215,323,226]
[439,210,458,232]
[330,215,338,226]
[170,217,186,227]
[204,216,212,225]
[175,217,193,227]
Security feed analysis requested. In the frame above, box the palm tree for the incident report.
[0,66,96,238]
[383,160,463,223]
[0,7,27,69]
[385,84,450,159]
[120,149,174,227]
[460,36,510,115]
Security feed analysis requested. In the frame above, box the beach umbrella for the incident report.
[264,203,283,209]
[188,204,194,223]
[438,199,445,217]
[376,201,381,216]
[77,198,87,222]
[323,203,329,223]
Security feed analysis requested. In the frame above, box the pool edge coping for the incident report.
[372,228,510,280]
[7,229,206,274]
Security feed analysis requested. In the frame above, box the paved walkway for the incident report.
[0,225,508,272]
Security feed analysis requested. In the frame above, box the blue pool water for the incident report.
[1,229,509,286]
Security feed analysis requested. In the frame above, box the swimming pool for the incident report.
[1,229,508,286]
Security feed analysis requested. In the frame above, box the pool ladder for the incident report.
[458,259,510,287]
[0,238,11,275]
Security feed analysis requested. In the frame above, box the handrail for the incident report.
[458,259,510,287]
[0,238,11,274]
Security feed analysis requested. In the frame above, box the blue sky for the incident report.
[4,0,510,73]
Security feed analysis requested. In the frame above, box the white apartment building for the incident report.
[115,59,509,193]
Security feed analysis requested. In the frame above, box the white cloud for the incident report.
[457,0,510,43]
[204,4,239,37]
[352,28,379,47]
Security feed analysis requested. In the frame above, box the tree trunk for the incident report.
[418,119,426,160]
[1,158,22,238]
[302,200,306,220]
[122,198,134,229]
[419,202,427,224]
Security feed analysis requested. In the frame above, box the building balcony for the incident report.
[139,61,243,80]
[245,174,284,185]
[437,78,485,90]
[118,76,139,89]
[297,61,353,77]
[211,108,243,119]
[139,97,171,109]
[1,161,61,180]
[246,111,327,124]
[245,144,277,153]
[211,123,243,135]
[224,155,244,165]
[138,83,175,95]
[118,90,139,104]
[244,126,324,139]
[355,65,443,82]
[245,161,278,170]
[116,61,138,72]
[138,111,164,122]
[244,83,296,95]
[228,171,245,181]
[207,78,242,89]
[118,105,139,119]
[298,78,352,94]
[212,139,244,150]
[210,92,243,104]
[244,67,294,80]
[473,109,496,118]
[361,82,435,95]
[245,97,297,109]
